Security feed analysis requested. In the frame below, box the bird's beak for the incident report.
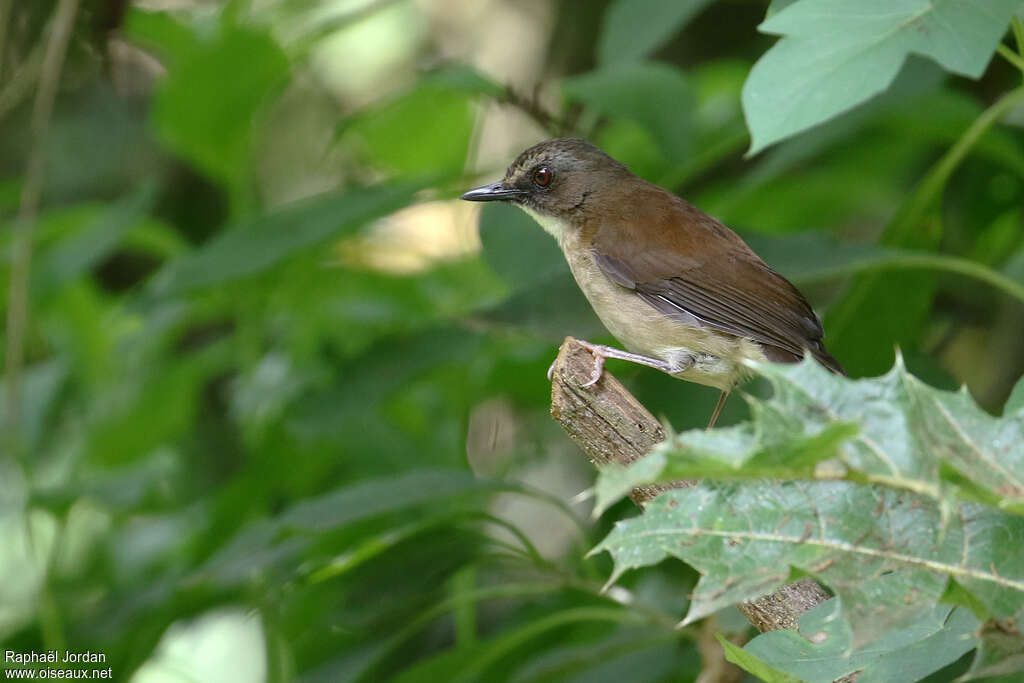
[460,182,525,202]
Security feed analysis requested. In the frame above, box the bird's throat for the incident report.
[518,205,570,244]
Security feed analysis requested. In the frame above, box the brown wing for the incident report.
[586,183,844,374]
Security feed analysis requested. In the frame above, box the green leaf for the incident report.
[592,359,1024,650]
[740,601,979,683]
[476,202,605,341]
[87,348,225,465]
[0,360,67,453]
[563,62,696,161]
[198,470,508,585]
[509,630,693,683]
[30,186,156,299]
[593,482,1024,645]
[597,357,1024,512]
[593,416,858,517]
[424,64,504,98]
[962,618,1024,680]
[718,633,808,683]
[743,232,1024,306]
[478,203,566,288]
[743,0,1020,154]
[596,0,714,65]
[445,607,652,683]
[766,0,799,17]
[147,183,417,296]
[1006,375,1024,416]
[124,8,201,68]
[148,16,289,199]
[340,81,475,177]
[823,84,1024,376]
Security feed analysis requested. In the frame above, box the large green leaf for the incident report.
[739,602,980,683]
[599,357,1024,516]
[147,183,417,296]
[743,0,1019,154]
[339,80,476,177]
[596,0,714,65]
[144,15,290,200]
[197,470,560,586]
[594,482,1024,645]
[592,358,1024,653]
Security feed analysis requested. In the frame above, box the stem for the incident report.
[891,84,1024,245]
[3,0,80,445]
[352,581,575,683]
[826,84,1024,344]
[451,566,478,647]
[789,251,1024,306]
[1013,17,1024,58]
[500,85,568,136]
[453,607,664,683]
[996,44,1024,75]
[0,42,44,122]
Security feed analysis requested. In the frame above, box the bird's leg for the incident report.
[573,340,683,388]
[707,390,729,429]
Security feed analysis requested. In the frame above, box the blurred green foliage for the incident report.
[1,1,1024,681]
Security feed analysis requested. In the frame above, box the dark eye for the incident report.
[533,166,553,187]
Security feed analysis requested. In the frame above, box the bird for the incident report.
[461,138,844,428]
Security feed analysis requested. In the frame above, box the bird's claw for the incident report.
[580,353,605,388]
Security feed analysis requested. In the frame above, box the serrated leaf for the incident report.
[754,358,1024,507]
[597,358,1024,512]
[742,0,1020,154]
[593,482,1024,645]
[596,0,714,65]
[740,601,979,683]
[592,416,857,516]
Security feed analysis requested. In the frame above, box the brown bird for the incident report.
[462,138,843,427]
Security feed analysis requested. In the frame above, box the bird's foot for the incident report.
[572,340,678,388]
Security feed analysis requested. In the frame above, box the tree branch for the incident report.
[548,336,831,632]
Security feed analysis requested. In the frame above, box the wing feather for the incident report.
[586,189,843,374]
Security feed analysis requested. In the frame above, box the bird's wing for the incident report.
[587,196,843,373]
